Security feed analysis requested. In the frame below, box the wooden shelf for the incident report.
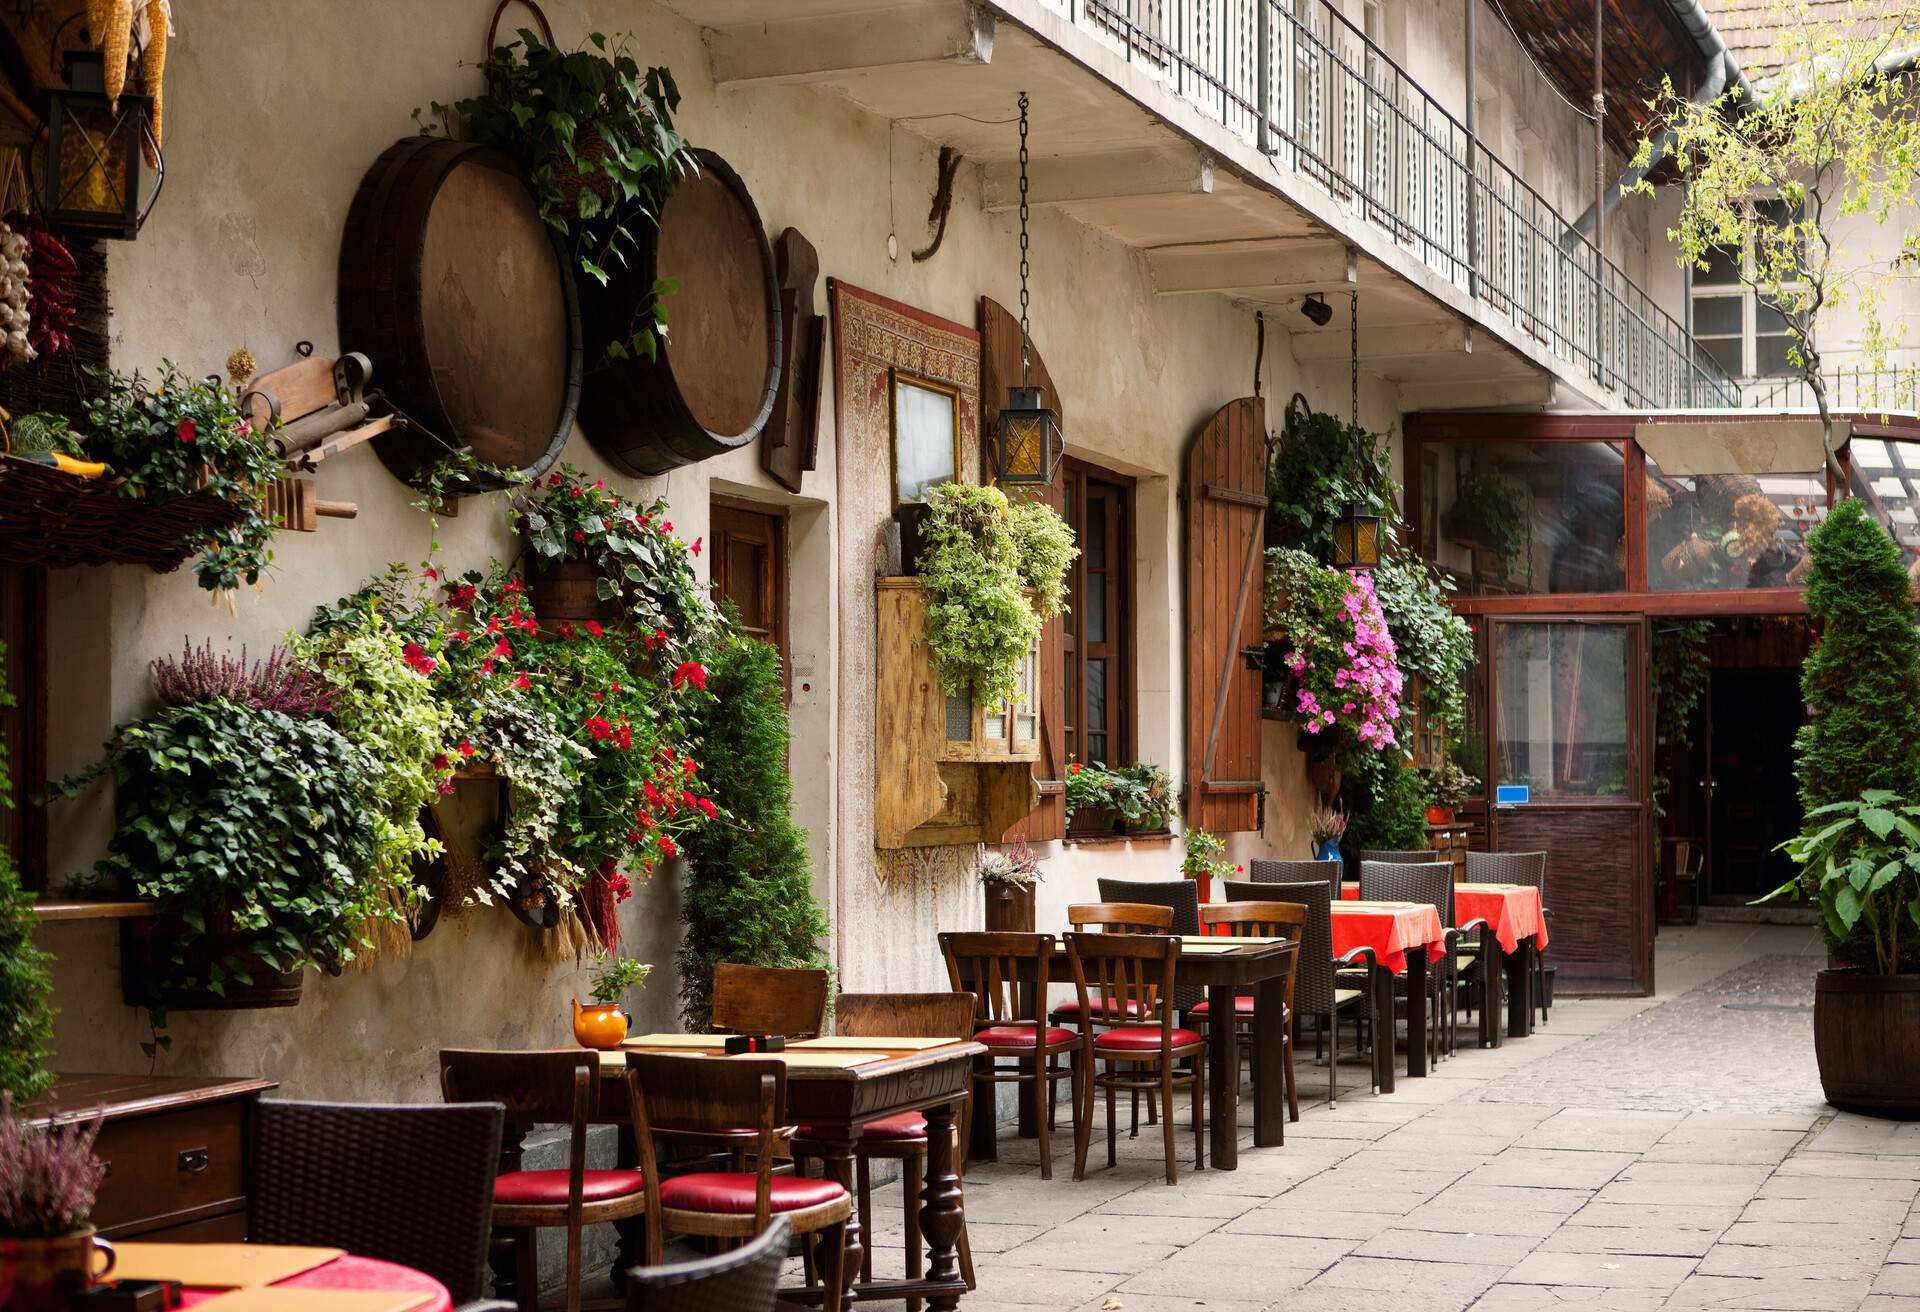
[33,898,160,923]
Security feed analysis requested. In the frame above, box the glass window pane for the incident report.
[1086,659,1108,732]
[1086,581,1106,644]
[1422,441,1625,596]
[1755,332,1796,377]
[1088,732,1108,764]
[725,540,766,631]
[1644,453,1820,591]
[1494,623,1630,801]
[892,378,958,503]
[1692,295,1742,336]
[1086,497,1108,569]
[1852,439,1920,571]
[1698,336,1743,378]
[1696,243,1741,286]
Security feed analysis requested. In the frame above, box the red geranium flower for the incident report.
[658,836,678,859]
[572,530,586,543]
[176,418,197,444]
[492,637,513,659]
[698,797,718,820]
[615,723,632,750]
[457,739,475,758]
[422,567,439,581]
[585,716,612,741]
[513,673,531,691]
[585,620,604,637]
[691,537,702,557]
[401,642,436,676]
[671,661,708,691]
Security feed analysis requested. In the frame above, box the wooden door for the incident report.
[1488,615,1653,994]
[1183,398,1268,833]
[711,501,787,677]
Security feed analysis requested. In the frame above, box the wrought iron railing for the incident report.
[1740,362,1920,413]
[1057,0,1741,409]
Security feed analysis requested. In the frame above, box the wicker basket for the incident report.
[0,454,248,571]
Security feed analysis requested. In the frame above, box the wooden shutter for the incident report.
[1184,398,1268,833]
[981,296,1067,843]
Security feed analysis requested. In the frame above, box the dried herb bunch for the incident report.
[0,1096,105,1237]
[151,639,337,716]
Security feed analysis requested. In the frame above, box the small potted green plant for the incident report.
[574,953,652,1050]
[1307,804,1347,863]
[1180,827,1238,904]
[0,1099,112,1312]
[974,836,1042,932]
[1423,760,1478,825]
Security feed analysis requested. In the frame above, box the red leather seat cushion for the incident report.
[493,1168,646,1206]
[659,1172,849,1215]
[796,1111,927,1143]
[974,1024,1076,1048]
[1191,996,1258,1015]
[1094,1025,1205,1052]
[1052,998,1144,1019]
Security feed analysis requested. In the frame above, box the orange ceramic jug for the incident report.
[571,998,629,1049]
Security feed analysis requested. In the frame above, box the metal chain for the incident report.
[1349,289,1359,430]
[1017,91,1031,384]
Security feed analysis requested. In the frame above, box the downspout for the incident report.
[1566,0,1755,244]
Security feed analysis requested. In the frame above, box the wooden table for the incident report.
[982,938,1299,1172]
[1453,882,1549,1047]
[1328,901,1447,1089]
[605,1037,983,1309]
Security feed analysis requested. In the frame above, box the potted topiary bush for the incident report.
[0,1099,111,1312]
[1770,497,1920,1115]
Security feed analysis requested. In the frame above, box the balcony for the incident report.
[676,0,1738,411]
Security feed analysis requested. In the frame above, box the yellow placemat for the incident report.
[1179,935,1286,945]
[791,1036,956,1051]
[620,1033,730,1049]
[192,1288,435,1312]
[1176,941,1245,954]
[109,1243,345,1289]
[731,1050,884,1069]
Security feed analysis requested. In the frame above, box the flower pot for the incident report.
[1425,805,1455,825]
[1314,839,1343,863]
[119,915,304,1010]
[1069,807,1125,839]
[983,882,1036,933]
[523,554,622,626]
[571,999,631,1050]
[1813,969,1920,1117]
[0,1229,116,1312]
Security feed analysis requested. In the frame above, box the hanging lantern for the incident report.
[991,91,1066,488]
[41,52,160,241]
[1329,500,1383,570]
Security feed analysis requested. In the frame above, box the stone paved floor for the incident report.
[843,921,1920,1312]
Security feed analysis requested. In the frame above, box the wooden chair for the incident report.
[1065,931,1206,1185]
[1096,878,1204,1017]
[624,1217,789,1312]
[1050,903,1176,1134]
[1196,901,1307,1130]
[440,1049,649,1312]
[791,992,977,1310]
[710,962,831,1039]
[624,1052,853,1312]
[938,931,1084,1181]
[251,1100,511,1312]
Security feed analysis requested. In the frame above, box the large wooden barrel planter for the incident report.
[1814,969,1920,1117]
[579,149,781,476]
[522,554,622,626]
[338,137,582,488]
[119,915,306,1010]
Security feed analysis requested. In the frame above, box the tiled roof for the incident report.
[1701,0,1918,87]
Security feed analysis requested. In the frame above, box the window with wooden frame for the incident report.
[1061,461,1135,769]
[709,500,788,686]
[0,567,45,885]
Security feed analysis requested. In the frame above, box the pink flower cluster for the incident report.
[1282,570,1403,751]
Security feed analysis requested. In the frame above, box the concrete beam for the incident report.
[1399,376,1556,411]
[1292,322,1474,363]
[708,4,993,88]
[1149,242,1356,296]
[982,147,1213,212]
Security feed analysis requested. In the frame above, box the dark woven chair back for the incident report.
[1067,901,1175,934]
[625,1217,790,1312]
[710,962,831,1039]
[834,991,976,1041]
[1097,878,1202,1011]
[1225,877,1336,1015]
[251,1099,504,1305]
[1465,850,1547,897]
[1248,858,1342,900]
[939,931,1052,1027]
[1356,849,1433,864]
[1358,860,1455,923]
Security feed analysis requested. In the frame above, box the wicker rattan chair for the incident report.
[1355,849,1434,864]
[624,1217,789,1312]
[1464,850,1552,1026]
[1096,878,1203,1016]
[251,1099,512,1312]
[1232,870,1376,1106]
[1358,860,1482,1060]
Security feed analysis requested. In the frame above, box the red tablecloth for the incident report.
[1455,882,1549,955]
[178,1255,451,1312]
[1330,900,1446,974]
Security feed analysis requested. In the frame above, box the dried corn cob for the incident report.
[100,0,132,109]
[139,0,168,168]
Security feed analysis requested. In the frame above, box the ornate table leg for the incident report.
[1206,982,1240,1169]
[919,1100,966,1311]
[819,1134,863,1307]
[1251,974,1287,1147]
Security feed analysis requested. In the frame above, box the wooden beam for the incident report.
[982,147,1212,212]
[1148,242,1356,296]
[1399,376,1555,411]
[1292,321,1473,363]
[708,4,994,88]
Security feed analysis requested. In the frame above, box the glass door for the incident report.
[1487,616,1652,994]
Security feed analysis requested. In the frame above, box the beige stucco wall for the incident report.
[38,0,1403,1099]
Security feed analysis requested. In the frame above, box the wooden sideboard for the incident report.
[26,1073,278,1240]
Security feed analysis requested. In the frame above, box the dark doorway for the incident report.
[1706,667,1804,903]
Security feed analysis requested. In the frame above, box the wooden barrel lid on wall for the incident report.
[578,149,781,476]
[338,137,581,486]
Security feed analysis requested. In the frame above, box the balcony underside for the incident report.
[672,0,1630,411]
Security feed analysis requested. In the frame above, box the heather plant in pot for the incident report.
[1771,497,1920,1115]
[974,836,1042,932]
[0,1098,113,1312]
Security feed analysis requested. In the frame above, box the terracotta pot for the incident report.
[983,882,1036,933]
[571,999,630,1050]
[1069,807,1125,838]
[1425,805,1455,825]
[524,554,622,626]
[0,1228,115,1312]
[119,915,304,1010]
[1814,969,1920,1117]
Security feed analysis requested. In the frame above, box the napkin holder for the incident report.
[724,1034,786,1054]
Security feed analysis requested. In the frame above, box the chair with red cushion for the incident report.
[1048,903,1175,1135]
[440,1049,649,1312]
[1196,901,1306,1133]
[1065,931,1206,1185]
[791,993,977,1310]
[939,931,1085,1181]
[625,1052,852,1312]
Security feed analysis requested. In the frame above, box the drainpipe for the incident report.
[1466,0,1477,297]
[1566,0,1755,243]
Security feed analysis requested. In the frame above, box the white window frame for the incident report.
[1688,206,1805,381]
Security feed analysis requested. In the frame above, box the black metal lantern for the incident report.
[991,92,1066,488]
[994,385,1064,485]
[1329,500,1383,570]
[42,52,160,240]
